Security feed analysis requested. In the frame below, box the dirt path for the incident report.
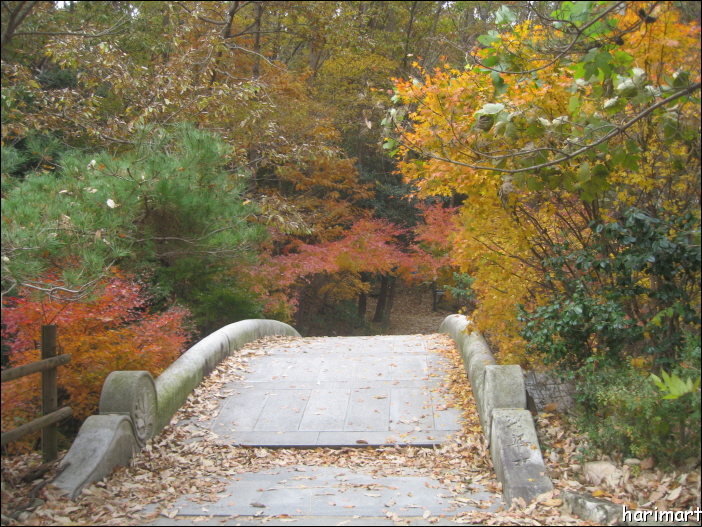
[368,284,452,336]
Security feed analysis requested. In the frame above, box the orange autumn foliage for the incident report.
[1,274,192,451]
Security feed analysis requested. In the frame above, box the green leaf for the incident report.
[504,122,518,141]
[582,47,599,63]
[577,161,591,182]
[610,145,625,166]
[616,79,638,98]
[622,154,639,171]
[548,173,563,190]
[527,177,545,191]
[562,171,576,191]
[580,187,596,203]
[483,55,499,67]
[603,96,626,114]
[673,70,690,88]
[594,51,613,78]
[584,62,599,81]
[491,70,505,88]
[571,62,587,80]
[568,96,581,114]
[593,164,609,178]
[477,31,500,47]
[614,50,635,68]
[650,373,665,390]
[495,5,516,26]
[626,140,641,153]
[672,374,688,395]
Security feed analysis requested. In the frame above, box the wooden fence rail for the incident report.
[1,325,73,461]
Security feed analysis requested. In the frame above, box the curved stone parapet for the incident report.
[439,314,498,431]
[154,319,300,434]
[440,314,552,505]
[55,319,300,500]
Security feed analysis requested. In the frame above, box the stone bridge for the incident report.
[51,316,555,522]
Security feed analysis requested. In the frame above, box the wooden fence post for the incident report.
[41,325,58,462]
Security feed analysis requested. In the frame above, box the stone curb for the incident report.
[561,491,621,525]
[439,314,553,505]
[53,319,300,500]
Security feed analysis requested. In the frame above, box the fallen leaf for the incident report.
[543,498,563,507]
[665,486,682,502]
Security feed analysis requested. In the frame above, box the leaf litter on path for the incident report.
[3,332,698,525]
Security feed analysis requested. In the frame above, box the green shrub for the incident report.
[573,363,701,466]
[148,259,266,337]
[443,272,476,313]
[519,208,700,370]
[310,299,372,336]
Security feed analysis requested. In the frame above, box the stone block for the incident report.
[524,370,575,413]
[480,365,527,443]
[53,415,138,500]
[490,409,553,505]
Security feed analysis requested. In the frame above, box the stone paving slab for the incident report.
[178,336,463,447]
[142,465,501,526]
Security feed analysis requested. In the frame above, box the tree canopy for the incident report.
[1,1,700,457]
[388,1,700,369]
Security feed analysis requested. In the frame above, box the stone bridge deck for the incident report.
[179,335,464,448]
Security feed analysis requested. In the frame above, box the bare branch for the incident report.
[1,0,40,58]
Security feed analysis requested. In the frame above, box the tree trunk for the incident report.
[373,274,389,323]
[357,272,371,320]
[373,275,397,324]
[401,1,419,72]
[251,2,264,79]
[357,290,367,319]
[383,275,397,324]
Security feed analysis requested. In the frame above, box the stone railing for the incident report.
[439,314,553,505]
[53,319,300,500]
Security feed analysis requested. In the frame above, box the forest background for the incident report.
[1,1,700,466]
